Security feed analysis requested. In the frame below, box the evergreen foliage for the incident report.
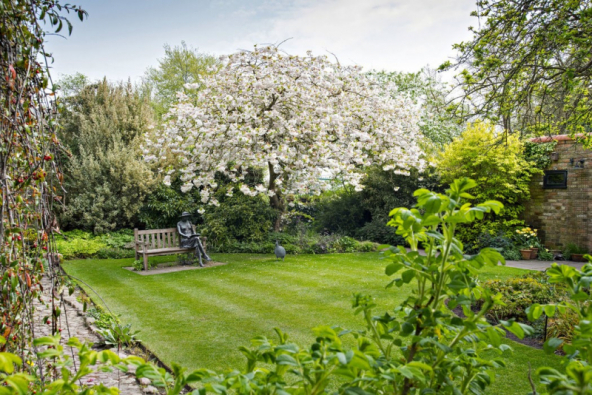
[59,78,156,233]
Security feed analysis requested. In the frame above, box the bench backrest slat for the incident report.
[134,227,205,253]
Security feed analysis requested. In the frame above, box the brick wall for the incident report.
[523,135,592,251]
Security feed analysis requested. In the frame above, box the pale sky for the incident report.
[44,0,477,83]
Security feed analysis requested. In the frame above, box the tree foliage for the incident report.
[145,45,427,229]
[370,69,462,148]
[144,42,218,117]
[139,172,276,247]
[59,78,156,233]
[443,0,592,137]
[313,167,441,244]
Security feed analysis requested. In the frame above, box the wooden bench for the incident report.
[134,228,207,271]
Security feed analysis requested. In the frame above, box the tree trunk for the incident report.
[268,161,284,231]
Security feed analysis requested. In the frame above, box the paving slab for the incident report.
[504,259,586,271]
[123,261,226,275]
[408,248,587,272]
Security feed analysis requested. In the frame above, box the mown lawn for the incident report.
[63,253,562,394]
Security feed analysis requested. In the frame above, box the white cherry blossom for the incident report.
[145,45,426,216]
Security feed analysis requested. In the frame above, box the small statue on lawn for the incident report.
[275,240,286,261]
[177,212,211,267]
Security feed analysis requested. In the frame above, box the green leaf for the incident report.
[526,304,543,321]
[501,321,524,339]
[543,304,557,317]
[487,326,501,347]
[0,352,22,373]
[543,338,563,354]
[385,262,403,276]
[33,335,60,347]
[276,354,298,366]
[477,200,503,214]
[401,269,415,283]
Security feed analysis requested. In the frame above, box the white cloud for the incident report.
[226,0,475,72]
[44,0,476,82]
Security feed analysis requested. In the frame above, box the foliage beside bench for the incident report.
[55,230,136,260]
[55,229,379,260]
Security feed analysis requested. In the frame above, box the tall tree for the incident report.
[442,0,592,138]
[144,42,218,117]
[145,46,427,229]
[59,78,155,233]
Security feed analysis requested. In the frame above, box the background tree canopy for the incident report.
[443,0,592,138]
[369,69,462,148]
[144,42,218,118]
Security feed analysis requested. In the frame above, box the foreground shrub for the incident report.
[527,261,592,393]
[481,275,566,322]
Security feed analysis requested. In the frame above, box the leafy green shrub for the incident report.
[538,248,554,261]
[334,236,358,252]
[563,242,588,260]
[95,247,136,259]
[55,233,107,260]
[547,307,580,343]
[481,275,566,322]
[312,167,440,246]
[358,240,377,252]
[55,230,135,260]
[437,121,541,247]
[86,306,117,330]
[59,79,156,233]
[208,234,378,255]
[502,247,522,261]
[526,262,592,392]
[203,192,276,244]
[98,229,134,248]
[266,232,297,245]
[354,217,406,246]
[132,259,144,271]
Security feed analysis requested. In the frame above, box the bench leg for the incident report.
[143,253,148,271]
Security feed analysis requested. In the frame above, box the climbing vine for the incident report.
[524,140,558,170]
[0,0,86,379]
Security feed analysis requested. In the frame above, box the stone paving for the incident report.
[504,259,586,271]
[33,275,153,394]
[123,261,226,276]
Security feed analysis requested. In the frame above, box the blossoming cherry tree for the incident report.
[145,46,427,227]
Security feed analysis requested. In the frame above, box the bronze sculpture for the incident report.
[177,212,211,267]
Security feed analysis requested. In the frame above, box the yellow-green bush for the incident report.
[436,122,541,247]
